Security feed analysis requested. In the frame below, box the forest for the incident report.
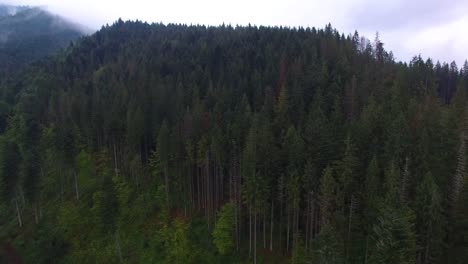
[0,20,467,263]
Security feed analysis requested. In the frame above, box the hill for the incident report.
[0,5,86,83]
[0,20,468,263]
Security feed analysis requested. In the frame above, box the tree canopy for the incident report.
[0,20,467,263]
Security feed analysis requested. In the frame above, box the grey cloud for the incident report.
[350,0,468,31]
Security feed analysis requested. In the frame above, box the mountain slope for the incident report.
[0,20,467,263]
[0,5,86,82]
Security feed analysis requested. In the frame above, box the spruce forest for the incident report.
[1,19,468,263]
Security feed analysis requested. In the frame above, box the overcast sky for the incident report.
[3,0,468,66]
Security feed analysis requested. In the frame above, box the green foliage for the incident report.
[165,219,193,263]
[0,139,21,201]
[311,224,344,264]
[415,172,442,260]
[368,162,417,264]
[338,135,360,196]
[75,149,96,195]
[149,149,162,180]
[91,176,119,234]
[0,20,465,263]
[365,155,380,206]
[291,237,308,264]
[369,203,416,264]
[449,171,468,264]
[213,202,235,255]
[319,166,337,225]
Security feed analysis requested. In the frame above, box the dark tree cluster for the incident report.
[0,20,467,263]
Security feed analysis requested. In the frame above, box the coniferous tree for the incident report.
[369,162,416,264]
[415,172,442,264]
[213,202,236,255]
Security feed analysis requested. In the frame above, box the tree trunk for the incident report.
[249,206,252,257]
[15,195,22,228]
[113,142,118,176]
[34,203,39,224]
[364,234,369,264]
[294,204,299,248]
[263,209,266,249]
[401,157,409,202]
[220,170,224,207]
[188,163,193,212]
[316,205,320,236]
[165,167,170,209]
[74,171,80,200]
[270,199,274,251]
[345,196,355,264]
[115,231,123,263]
[235,185,239,251]
[279,194,283,252]
[60,168,64,202]
[202,166,205,215]
[236,155,242,251]
[184,165,188,217]
[229,166,233,201]
[287,210,290,252]
[191,164,195,211]
[254,211,257,264]
[20,187,25,208]
[424,241,430,264]
[206,151,210,228]
[214,162,217,214]
[197,167,201,210]
[310,195,315,243]
[306,193,310,249]
[452,129,466,204]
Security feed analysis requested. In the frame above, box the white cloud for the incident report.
[404,15,468,65]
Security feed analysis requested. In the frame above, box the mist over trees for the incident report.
[0,19,467,263]
[0,5,86,87]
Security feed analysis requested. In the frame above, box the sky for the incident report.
[3,0,468,66]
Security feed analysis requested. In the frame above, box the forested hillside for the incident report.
[0,5,86,86]
[0,5,29,17]
[0,20,467,263]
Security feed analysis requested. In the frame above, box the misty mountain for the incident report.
[0,5,87,82]
[0,4,29,17]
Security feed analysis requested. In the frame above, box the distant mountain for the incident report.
[0,5,87,82]
[0,4,29,17]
